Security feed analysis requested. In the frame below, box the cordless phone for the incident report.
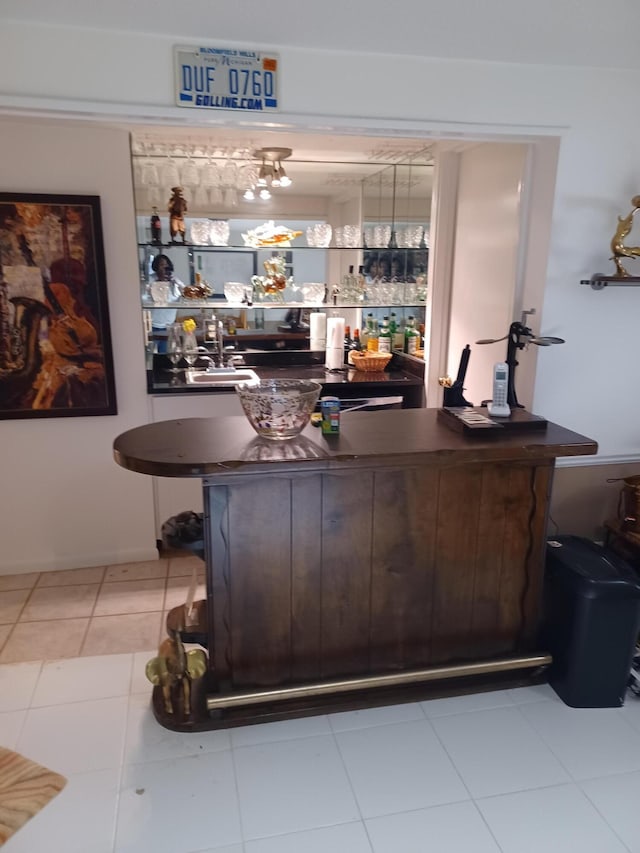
[487,362,511,417]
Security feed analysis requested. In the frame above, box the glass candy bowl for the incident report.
[236,379,322,440]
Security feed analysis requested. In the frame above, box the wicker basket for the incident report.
[350,351,392,372]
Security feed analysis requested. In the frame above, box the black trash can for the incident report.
[542,535,640,707]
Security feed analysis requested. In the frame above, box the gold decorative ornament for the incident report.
[251,254,291,302]
[145,629,207,716]
[610,195,640,277]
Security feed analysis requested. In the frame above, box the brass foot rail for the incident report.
[206,653,552,712]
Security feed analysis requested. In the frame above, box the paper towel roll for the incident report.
[310,312,326,341]
[310,338,326,351]
[325,348,343,371]
[325,317,345,370]
[326,317,345,349]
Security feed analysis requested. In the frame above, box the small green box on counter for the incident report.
[320,396,340,434]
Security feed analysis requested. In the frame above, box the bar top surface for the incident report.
[113,409,598,478]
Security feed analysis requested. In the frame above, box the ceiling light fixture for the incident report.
[237,147,293,202]
[253,147,293,191]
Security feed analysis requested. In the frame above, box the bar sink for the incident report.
[185,368,260,387]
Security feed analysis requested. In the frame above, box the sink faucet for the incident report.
[225,352,245,368]
[216,320,226,368]
[203,317,225,368]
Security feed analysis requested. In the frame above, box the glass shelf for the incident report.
[138,243,427,253]
[142,300,427,310]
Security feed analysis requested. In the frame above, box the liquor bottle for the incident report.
[341,266,357,304]
[360,321,369,351]
[378,317,391,353]
[404,315,419,355]
[366,315,380,352]
[357,264,367,303]
[343,325,352,364]
[389,312,398,349]
[362,313,373,351]
[392,316,405,351]
[150,207,162,245]
[352,327,362,351]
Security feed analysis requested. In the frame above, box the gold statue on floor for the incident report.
[146,628,207,716]
[610,195,640,276]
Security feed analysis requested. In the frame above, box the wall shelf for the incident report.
[580,274,640,290]
[143,300,427,310]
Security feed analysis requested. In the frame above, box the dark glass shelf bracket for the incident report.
[581,274,640,290]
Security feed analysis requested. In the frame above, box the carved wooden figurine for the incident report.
[145,629,207,716]
[168,186,188,244]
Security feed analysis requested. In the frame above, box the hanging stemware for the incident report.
[161,150,181,192]
[180,145,200,190]
[222,158,239,190]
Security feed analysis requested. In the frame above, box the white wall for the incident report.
[1,19,640,571]
[446,143,527,405]
[0,120,158,573]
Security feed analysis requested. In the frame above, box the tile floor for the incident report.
[0,555,205,664]
[1,560,640,851]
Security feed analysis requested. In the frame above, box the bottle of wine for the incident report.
[343,325,352,364]
[150,207,162,245]
[352,327,362,351]
[378,317,391,353]
[404,315,419,355]
[393,321,404,351]
[388,313,398,349]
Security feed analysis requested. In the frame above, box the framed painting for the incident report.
[0,193,117,419]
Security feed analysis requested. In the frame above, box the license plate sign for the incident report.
[174,46,279,113]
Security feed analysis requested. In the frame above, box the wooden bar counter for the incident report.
[114,409,597,730]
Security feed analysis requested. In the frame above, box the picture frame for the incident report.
[0,193,117,419]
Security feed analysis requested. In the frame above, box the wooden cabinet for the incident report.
[114,409,597,729]
[207,456,553,689]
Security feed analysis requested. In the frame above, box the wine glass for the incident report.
[180,146,200,190]
[182,330,199,369]
[161,155,181,192]
[166,323,183,373]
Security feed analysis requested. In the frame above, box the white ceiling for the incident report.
[6,0,640,71]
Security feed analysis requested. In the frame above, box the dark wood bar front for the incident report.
[114,409,597,730]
